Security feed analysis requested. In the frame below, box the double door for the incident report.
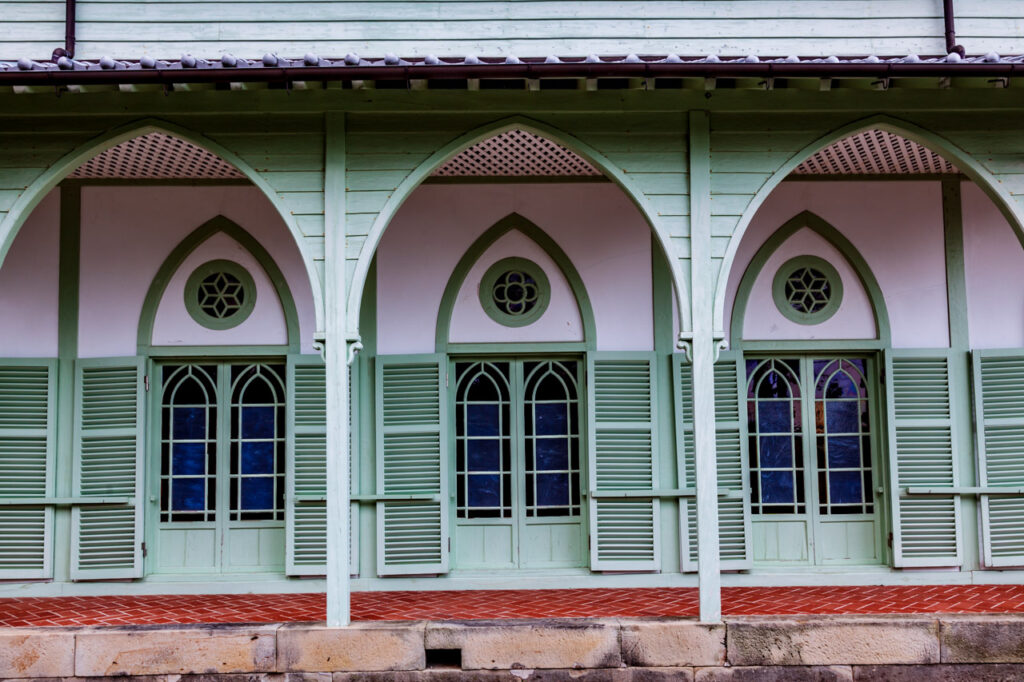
[746,355,884,565]
[451,357,586,569]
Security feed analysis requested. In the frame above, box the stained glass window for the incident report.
[229,364,286,521]
[747,358,805,515]
[524,360,581,518]
[455,362,512,519]
[813,358,873,515]
[161,364,218,522]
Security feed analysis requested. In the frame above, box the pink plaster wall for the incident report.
[78,186,316,357]
[376,183,653,355]
[962,182,1024,349]
[724,181,949,348]
[0,190,59,357]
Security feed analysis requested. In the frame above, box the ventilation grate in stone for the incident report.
[432,129,602,177]
[70,133,246,179]
[793,130,958,175]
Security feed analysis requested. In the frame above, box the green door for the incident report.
[746,356,883,566]
[452,358,586,569]
[150,361,286,574]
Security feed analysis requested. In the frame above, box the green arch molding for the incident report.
[346,114,692,340]
[435,212,597,352]
[713,113,1024,334]
[137,214,301,354]
[0,117,325,336]
[730,210,891,347]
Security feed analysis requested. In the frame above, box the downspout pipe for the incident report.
[944,0,965,57]
[52,0,75,60]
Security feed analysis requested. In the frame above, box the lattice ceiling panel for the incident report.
[70,133,245,179]
[432,130,602,177]
[793,130,957,175]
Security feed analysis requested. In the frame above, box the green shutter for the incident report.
[71,357,145,580]
[0,359,56,579]
[286,354,328,575]
[587,352,660,571]
[973,350,1024,567]
[375,354,448,576]
[675,351,752,572]
[885,350,962,568]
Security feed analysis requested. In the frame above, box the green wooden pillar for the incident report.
[324,111,351,626]
[688,110,722,622]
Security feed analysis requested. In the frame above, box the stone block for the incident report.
[277,622,425,672]
[853,663,1024,681]
[726,617,940,666]
[941,617,1024,663]
[0,630,76,678]
[696,665,852,681]
[424,620,621,670]
[74,626,278,676]
[620,619,725,667]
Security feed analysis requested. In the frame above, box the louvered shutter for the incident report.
[71,357,145,580]
[286,354,328,575]
[0,360,56,579]
[675,351,752,572]
[375,354,448,576]
[587,352,660,571]
[973,350,1024,567]
[885,350,962,567]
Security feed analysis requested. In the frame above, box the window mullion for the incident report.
[216,363,231,570]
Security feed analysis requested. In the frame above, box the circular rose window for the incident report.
[479,257,551,327]
[771,256,843,325]
[184,259,257,330]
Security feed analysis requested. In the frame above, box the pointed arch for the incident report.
[0,118,324,334]
[347,115,690,338]
[714,114,1024,333]
[435,212,596,352]
[137,214,300,353]
[730,210,891,346]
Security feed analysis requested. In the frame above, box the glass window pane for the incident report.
[241,405,276,438]
[466,439,500,471]
[241,477,274,510]
[826,372,859,399]
[760,470,795,504]
[466,404,499,437]
[826,400,861,433]
[467,474,501,507]
[172,443,207,475]
[534,403,568,435]
[171,478,206,511]
[759,435,793,468]
[535,438,569,470]
[241,441,275,474]
[827,436,862,468]
[536,473,569,507]
[173,406,207,440]
[829,470,863,505]
[758,401,793,433]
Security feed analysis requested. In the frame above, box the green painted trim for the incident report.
[446,342,588,355]
[60,178,252,187]
[346,114,691,338]
[478,257,551,328]
[651,240,679,573]
[183,259,258,331]
[770,255,844,326]
[943,178,970,350]
[714,113,1024,333]
[357,257,377,579]
[740,340,886,352]
[423,176,611,185]
[0,117,325,335]
[144,345,292,357]
[731,210,892,347]
[783,174,963,183]
[136,215,300,354]
[434,212,597,352]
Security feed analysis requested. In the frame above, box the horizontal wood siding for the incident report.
[6,1,1024,61]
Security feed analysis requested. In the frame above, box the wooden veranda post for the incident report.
[324,111,351,626]
[688,110,723,622]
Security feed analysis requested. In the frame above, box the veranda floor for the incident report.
[3,584,1024,627]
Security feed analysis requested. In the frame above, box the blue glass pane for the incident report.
[826,372,859,399]
[466,439,500,471]
[826,400,861,433]
[241,477,274,510]
[171,477,205,511]
[758,436,793,468]
[467,474,500,507]
[173,407,207,440]
[535,403,568,435]
[466,404,499,437]
[172,442,206,475]
[758,401,792,433]
[829,470,863,504]
[241,441,275,474]
[760,470,795,504]
[241,405,275,438]
[537,473,570,507]
[827,436,862,469]
[536,438,569,470]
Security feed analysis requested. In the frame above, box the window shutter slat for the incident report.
[286,354,329,575]
[71,357,144,580]
[973,351,1024,567]
[675,351,752,572]
[588,352,660,572]
[886,350,962,568]
[375,354,448,576]
[0,360,56,579]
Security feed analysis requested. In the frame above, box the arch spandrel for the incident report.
[710,113,1024,335]
[0,117,326,341]
[343,113,693,339]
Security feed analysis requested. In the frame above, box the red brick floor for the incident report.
[3,584,1024,627]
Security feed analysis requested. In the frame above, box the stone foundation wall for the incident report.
[3,615,1024,681]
